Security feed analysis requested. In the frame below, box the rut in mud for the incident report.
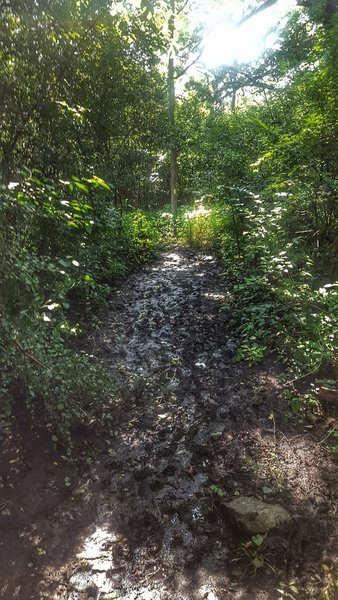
[1,246,337,600]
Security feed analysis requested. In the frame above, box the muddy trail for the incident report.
[1,246,337,600]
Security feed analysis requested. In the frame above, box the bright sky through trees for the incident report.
[196,0,297,67]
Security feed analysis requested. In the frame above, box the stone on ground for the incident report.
[225,496,291,534]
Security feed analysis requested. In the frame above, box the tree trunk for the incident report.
[231,89,236,112]
[168,0,178,219]
[168,55,177,218]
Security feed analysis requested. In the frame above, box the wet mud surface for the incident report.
[1,247,337,599]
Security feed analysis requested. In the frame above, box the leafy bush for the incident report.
[175,201,229,249]
[218,189,338,376]
[175,190,337,379]
[232,273,338,373]
[0,174,159,440]
[0,319,114,446]
[153,210,177,241]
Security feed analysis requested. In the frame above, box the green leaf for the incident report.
[252,555,264,569]
[210,484,225,497]
[86,176,110,191]
[74,181,89,194]
[252,534,266,547]
[58,259,70,268]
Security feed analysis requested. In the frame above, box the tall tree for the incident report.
[168,0,178,217]
[142,0,202,215]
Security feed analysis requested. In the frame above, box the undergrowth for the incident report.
[170,192,337,380]
[0,174,159,443]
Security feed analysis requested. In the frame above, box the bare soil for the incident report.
[1,246,337,600]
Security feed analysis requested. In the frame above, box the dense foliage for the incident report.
[0,0,168,440]
[0,0,337,441]
[0,0,168,202]
[174,2,337,377]
[0,174,159,441]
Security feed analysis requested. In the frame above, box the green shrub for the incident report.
[0,175,159,441]
[175,201,229,249]
[176,192,337,378]
[219,189,338,375]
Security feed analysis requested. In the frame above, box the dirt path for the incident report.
[1,247,337,600]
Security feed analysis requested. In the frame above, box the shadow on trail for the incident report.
[1,247,336,600]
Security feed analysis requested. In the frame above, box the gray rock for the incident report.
[225,496,291,534]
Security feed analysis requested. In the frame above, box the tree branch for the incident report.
[14,339,46,369]
[239,0,277,25]
[175,48,204,80]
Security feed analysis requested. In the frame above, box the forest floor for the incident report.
[1,246,337,600]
